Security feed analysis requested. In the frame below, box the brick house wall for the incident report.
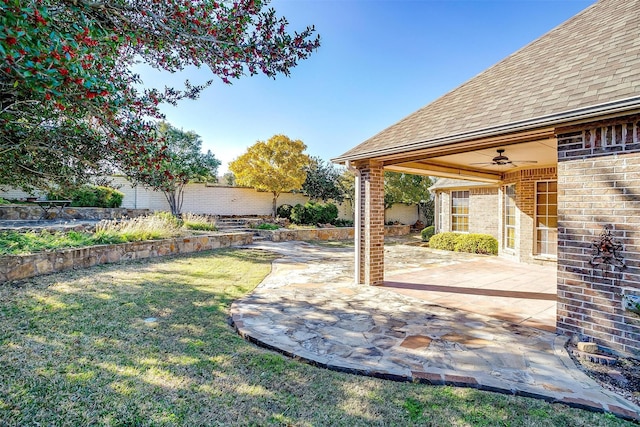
[556,115,640,356]
[469,187,500,239]
[433,187,499,237]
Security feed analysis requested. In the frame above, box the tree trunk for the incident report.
[272,192,279,217]
[163,186,184,217]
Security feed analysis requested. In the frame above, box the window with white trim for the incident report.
[535,181,557,256]
[504,184,516,250]
[451,190,469,233]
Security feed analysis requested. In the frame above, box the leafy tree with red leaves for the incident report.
[0,0,320,192]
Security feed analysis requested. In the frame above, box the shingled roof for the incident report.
[335,0,640,162]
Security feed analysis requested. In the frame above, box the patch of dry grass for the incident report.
[95,212,184,242]
[181,213,217,231]
[0,249,633,426]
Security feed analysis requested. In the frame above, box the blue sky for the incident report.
[136,0,596,173]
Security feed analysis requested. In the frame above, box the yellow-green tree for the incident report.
[229,135,310,216]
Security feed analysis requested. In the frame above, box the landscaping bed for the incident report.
[0,232,252,283]
[0,212,249,283]
[568,343,640,408]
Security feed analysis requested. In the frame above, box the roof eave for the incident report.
[332,96,640,164]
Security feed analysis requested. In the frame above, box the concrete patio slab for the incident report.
[231,240,640,421]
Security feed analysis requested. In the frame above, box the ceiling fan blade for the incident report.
[469,161,514,166]
[510,160,538,164]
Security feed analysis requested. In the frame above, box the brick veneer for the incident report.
[556,115,640,355]
[357,161,385,285]
[434,187,499,237]
[469,187,500,238]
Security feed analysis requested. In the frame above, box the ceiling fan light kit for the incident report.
[470,148,538,167]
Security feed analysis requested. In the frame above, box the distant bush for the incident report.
[428,232,498,255]
[255,223,280,230]
[49,185,124,208]
[332,218,354,227]
[421,226,435,242]
[290,201,338,225]
[428,232,459,251]
[455,233,498,255]
[276,204,293,220]
[0,197,9,205]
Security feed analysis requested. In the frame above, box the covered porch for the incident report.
[333,0,640,354]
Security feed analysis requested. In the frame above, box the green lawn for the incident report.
[0,248,633,426]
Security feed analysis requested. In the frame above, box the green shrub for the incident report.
[49,185,124,208]
[332,218,354,227]
[290,204,307,224]
[290,201,338,225]
[0,230,96,255]
[255,223,280,230]
[317,202,338,224]
[276,204,293,220]
[428,232,459,251]
[0,197,9,205]
[421,226,435,242]
[454,233,499,255]
[428,232,498,255]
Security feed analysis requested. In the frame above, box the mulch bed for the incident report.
[567,343,640,407]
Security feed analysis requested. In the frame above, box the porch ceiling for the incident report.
[382,137,557,183]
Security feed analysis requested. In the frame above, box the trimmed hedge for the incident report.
[428,232,459,251]
[421,226,435,242]
[428,232,498,255]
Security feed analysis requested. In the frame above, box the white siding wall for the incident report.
[1,178,416,223]
[385,204,419,225]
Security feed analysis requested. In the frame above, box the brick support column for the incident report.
[556,116,640,355]
[356,161,385,285]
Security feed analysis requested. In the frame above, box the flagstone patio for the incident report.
[231,240,640,421]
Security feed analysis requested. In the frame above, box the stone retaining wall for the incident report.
[254,225,410,242]
[0,225,411,284]
[0,205,149,220]
[0,232,252,283]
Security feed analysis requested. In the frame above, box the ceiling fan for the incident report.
[470,149,537,167]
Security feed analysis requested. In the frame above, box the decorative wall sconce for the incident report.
[589,225,626,271]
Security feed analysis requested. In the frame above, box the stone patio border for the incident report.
[229,241,640,422]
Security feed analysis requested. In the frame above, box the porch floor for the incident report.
[383,253,557,332]
[231,240,639,420]
[230,239,640,420]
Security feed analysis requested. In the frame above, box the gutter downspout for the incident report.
[347,160,361,285]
